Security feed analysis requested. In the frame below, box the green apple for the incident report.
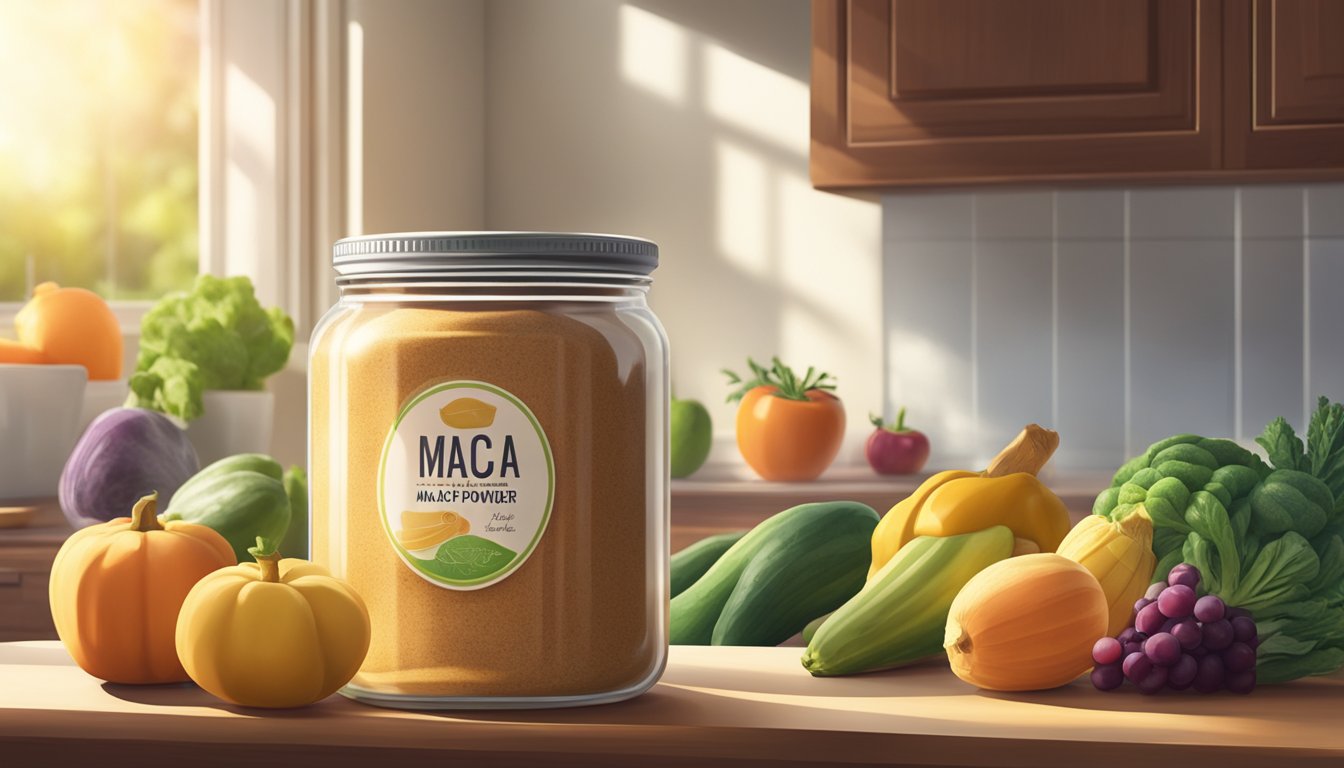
[670,396,713,478]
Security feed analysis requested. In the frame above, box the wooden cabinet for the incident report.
[813,0,1344,188]
[1224,0,1344,170]
[0,504,68,642]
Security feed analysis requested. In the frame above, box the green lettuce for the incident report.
[125,275,294,421]
[1096,397,1344,684]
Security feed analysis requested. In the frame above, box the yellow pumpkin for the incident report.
[175,537,370,708]
[944,553,1108,691]
[49,492,236,683]
[869,425,1071,577]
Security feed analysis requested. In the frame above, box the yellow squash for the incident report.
[1056,509,1157,635]
[869,425,1071,577]
[944,553,1108,691]
[175,538,370,708]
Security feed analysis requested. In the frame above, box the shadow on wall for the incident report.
[484,0,885,458]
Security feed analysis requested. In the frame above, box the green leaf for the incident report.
[414,535,518,582]
[1153,547,1186,585]
[1306,396,1344,503]
[1257,416,1306,472]
[722,356,836,402]
[1183,533,1222,595]
[1257,648,1344,684]
[125,357,205,421]
[1229,532,1319,612]
[1092,487,1121,518]
[1110,453,1151,487]
[1183,491,1241,595]
[1312,534,1344,596]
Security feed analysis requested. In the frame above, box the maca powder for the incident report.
[310,299,662,700]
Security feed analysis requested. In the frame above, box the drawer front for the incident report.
[0,568,56,641]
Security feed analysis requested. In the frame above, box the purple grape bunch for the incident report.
[1090,563,1258,695]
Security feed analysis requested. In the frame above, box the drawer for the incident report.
[0,567,56,641]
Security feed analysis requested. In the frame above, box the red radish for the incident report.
[865,407,930,475]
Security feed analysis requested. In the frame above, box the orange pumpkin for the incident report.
[49,492,236,683]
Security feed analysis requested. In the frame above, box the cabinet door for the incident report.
[812,0,1222,188]
[1224,0,1344,171]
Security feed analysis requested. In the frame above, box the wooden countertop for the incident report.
[2,641,1340,767]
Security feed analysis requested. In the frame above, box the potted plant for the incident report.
[125,274,294,465]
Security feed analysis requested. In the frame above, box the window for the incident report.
[0,0,199,303]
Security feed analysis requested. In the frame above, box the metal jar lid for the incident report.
[331,232,658,280]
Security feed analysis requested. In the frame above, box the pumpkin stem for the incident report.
[247,536,282,583]
[984,424,1059,478]
[129,492,164,532]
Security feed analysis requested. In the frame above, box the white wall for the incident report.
[347,0,485,233]
[884,185,1344,470]
[303,0,1343,475]
[483,0,884,464]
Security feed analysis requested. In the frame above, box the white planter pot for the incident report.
[185,390,275,467]
[0,364,87,501]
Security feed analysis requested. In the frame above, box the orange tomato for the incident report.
[0,338,48,364]
[736,385,846,481]
[14,282,122,380]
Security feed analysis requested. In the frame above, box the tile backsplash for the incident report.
[882,185,1344,470]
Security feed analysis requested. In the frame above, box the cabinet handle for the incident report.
[0,570,22,587]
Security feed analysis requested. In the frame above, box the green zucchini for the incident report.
[670,501,879,645]
[162,453,291,562]
[801,526,1014,676]
[801,611,833,644]
[671,531,746,597]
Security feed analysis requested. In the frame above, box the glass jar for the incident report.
[309,232,668,709]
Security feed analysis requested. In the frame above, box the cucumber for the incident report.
[670,501,879,645]
[174,453,283,496]
[713,509,877,646]
[163,453,290,563]
[801,526,1014,676]
[671,531,746,597]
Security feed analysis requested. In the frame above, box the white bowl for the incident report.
[185,390,275,466]
[0,364,88,501]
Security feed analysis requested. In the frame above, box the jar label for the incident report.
[378,380,554,590]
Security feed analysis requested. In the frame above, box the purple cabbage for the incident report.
[58,408,200,528]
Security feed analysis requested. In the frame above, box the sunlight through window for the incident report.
[618,5,688,104]
[703,42,808,154]
[0,0,199,302]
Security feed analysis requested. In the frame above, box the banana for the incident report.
[801,526,1015,676]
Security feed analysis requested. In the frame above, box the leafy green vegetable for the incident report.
[1256,416,1305,472]
[1096,397,1344,684]
[723,356,837,403]
[126,275,294,421]
[1306,396,1344,508]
